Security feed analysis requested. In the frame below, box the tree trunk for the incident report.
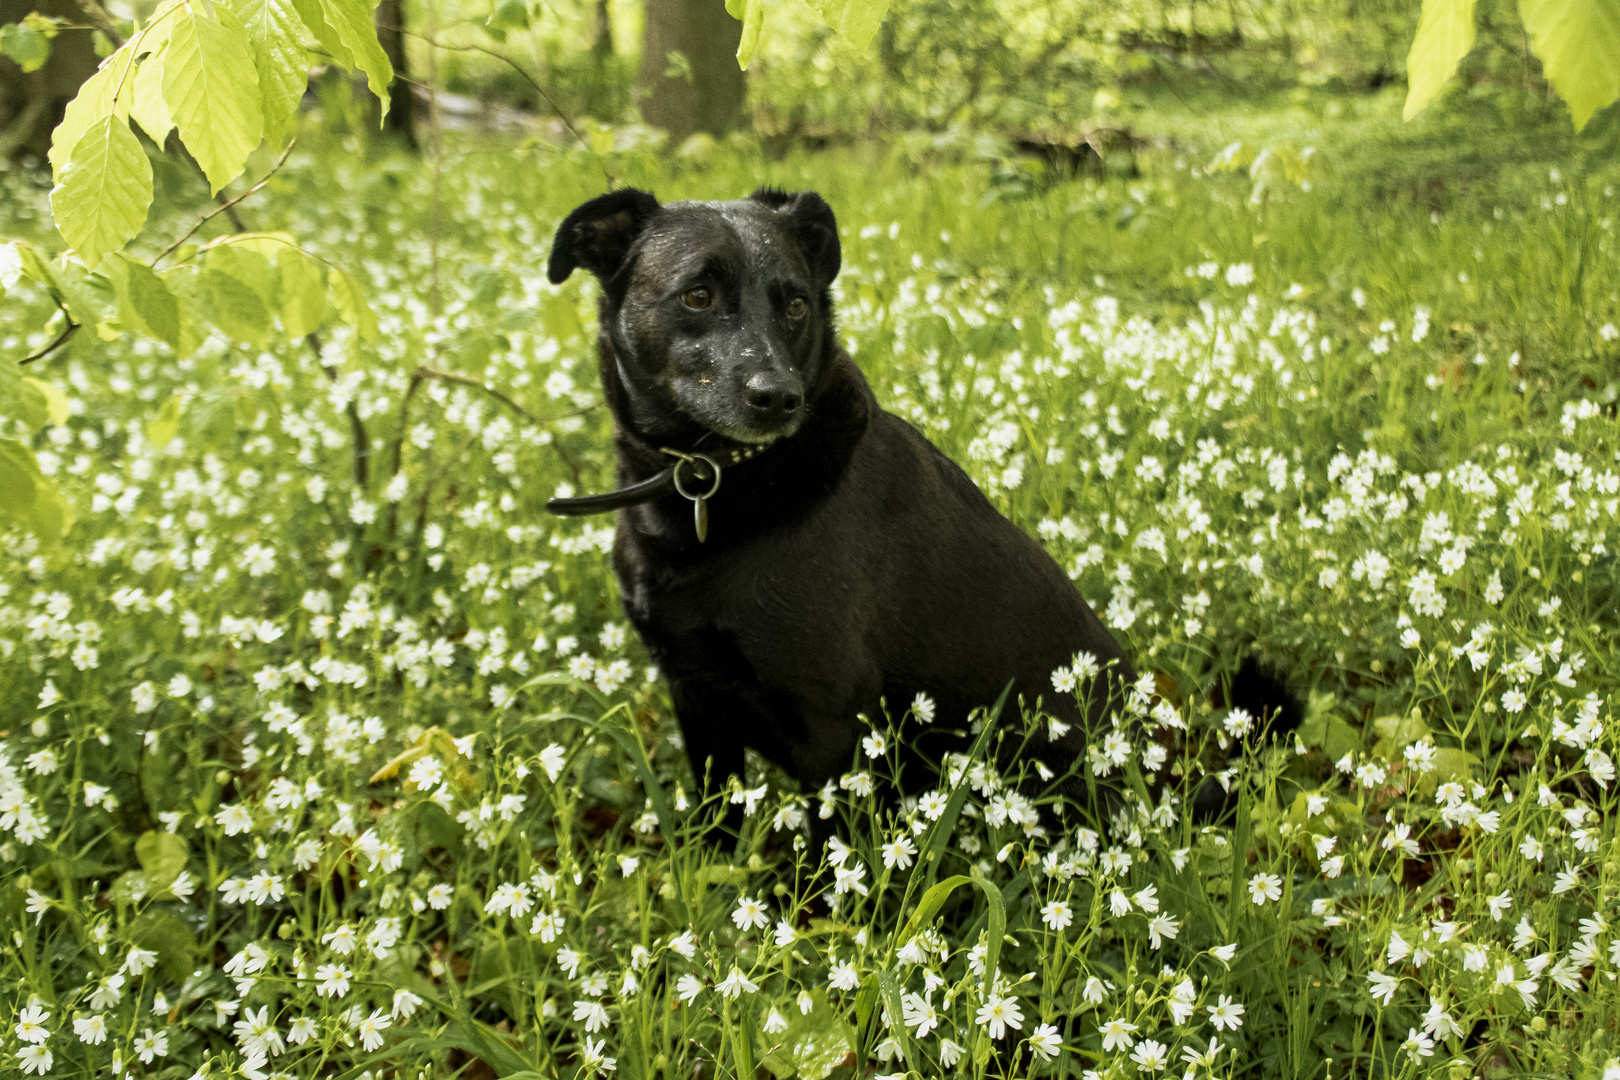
[375,0,417,147]
[635,0,745,142]
[0,0,103,162]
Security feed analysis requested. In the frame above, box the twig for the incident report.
[310,332,373,489]
[152,140,297,267]
[20,300,80,365]
[381,24,597,159]
[412,365,588,485]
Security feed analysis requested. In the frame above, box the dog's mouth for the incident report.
[704,415,803,445]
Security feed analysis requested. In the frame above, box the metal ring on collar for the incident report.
[670,453,722,501]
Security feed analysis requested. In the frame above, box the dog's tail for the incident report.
[1190,654,1306,822]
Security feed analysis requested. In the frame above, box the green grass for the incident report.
[1,103,1619,1080]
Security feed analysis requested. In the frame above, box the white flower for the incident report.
[74,1014,108,1045]
[880,835,916,870]
[732,895,769,931]
[1041,900,1073,931]
[123,947,159,976]
[902,992,939,1038]
[1027,1022,1063,1060]
[134,1027,169,1063]
[581,1036,616,1074]
[1248,873,1282,905]
[14,1005,49,1044]
[1099,1017,1137,1052]
[1367,971,1400,1005]
[716,967,758,999]
[1401,1027,1435,1060]
[1130,1038,1169,1071]
[975,993,1024,1039]
[676,974,703,1004]
[572,999,610,1033]
[17,1046,52,1076]
[315,963,352,998]
[1207,995,1245,1031]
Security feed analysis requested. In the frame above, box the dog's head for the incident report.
[547,187,841,445]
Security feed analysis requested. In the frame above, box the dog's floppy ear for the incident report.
[750,187,841,286]
[548,188,661,285]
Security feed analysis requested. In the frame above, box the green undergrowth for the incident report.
[1,112,1619,1079]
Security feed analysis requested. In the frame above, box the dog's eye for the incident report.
[786,297,808,319]
[681,288,712,310]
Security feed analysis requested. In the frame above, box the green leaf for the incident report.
[0,438,72,543]
[1518,0,1620,130]
[229,0,309,146]
[205,241,278,308]
[131,910,197,983]
[757,990,856,1080]
[734,0,764,69]
[803,0,889,49]
[1,21,53,72]
[1403,0,1478,121]
[329,264,378,340]
[50,115,153,270]
[313,0,393,115]
[48,40,139,181]
[275,246,328,337]
[162,6,264,193]
[105,253,182,351]
[287,0,353,70]
[1372,712,1430,756]
[148,395,182,449]
[0,361,50,431]
[21,378,70,427]
[130,52,174,145]
[135,830,189,888]
[0,242,20,300]
[158,265,221,359]
[197,266,271,346]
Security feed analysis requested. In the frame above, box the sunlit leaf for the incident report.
[734,0,765,69]
[162,6,264,193]
[48,40,139,181]
[197,266,272,346]
[148,395,182,449]
[0,437,72,543]
[0,21,53,71]
[1403,0,1478,121]
[130,51,175,145]
[105,252,182,351]
[329,264,378,340]
[313,0,393,116]
[803,0,889,50]
[21,379,70,427]
[1518,0,1620,130]
[230,0,309,145]
[50,115,154,270]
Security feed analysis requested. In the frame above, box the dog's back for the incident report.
[616,352,1134,797]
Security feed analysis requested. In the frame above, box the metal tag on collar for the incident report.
[668,451,723,542]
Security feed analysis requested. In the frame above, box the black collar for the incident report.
[545,443,767,541]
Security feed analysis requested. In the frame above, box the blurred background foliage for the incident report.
[2,0,1617,170]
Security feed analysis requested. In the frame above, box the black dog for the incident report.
[546,187,1146,833]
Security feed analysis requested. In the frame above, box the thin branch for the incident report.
[152,140,297,267]
[381,24,593,155]
[310,333,373,489]
[20,300,80,365]
[412,365,588,486]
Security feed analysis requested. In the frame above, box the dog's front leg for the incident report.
[669,681,748,846]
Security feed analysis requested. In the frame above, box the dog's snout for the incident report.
[743,372,802,418]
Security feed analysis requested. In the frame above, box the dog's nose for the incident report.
[743,372,802,418]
